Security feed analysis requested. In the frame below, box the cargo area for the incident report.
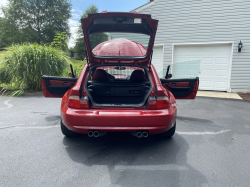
[85,66,152,107]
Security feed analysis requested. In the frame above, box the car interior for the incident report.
[86,66,152,107]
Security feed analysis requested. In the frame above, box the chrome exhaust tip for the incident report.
[136,131,143,138]
[88,131,94,137]
[93,131,100,137]
[142,131,148,138]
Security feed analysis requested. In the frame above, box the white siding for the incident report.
[135,0,250,92]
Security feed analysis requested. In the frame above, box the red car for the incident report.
[41,12,199,138]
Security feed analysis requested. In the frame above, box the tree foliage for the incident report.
[50,32,69,51]
[77,5,98,36]
[74,5,108,59]
[0,0,72,46]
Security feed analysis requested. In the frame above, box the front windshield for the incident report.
[89,32,150,57]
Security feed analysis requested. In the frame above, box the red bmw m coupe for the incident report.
[41,12,199,138]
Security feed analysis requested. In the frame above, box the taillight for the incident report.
[67,96,89,109]
[148,96,170,110]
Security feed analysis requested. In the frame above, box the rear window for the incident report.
[89,32,150,57]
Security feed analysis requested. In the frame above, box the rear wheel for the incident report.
[160,123,176,138]
[61,120,79,137]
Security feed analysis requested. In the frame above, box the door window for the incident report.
[157,60,201,79]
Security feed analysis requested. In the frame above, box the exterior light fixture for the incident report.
[238,41,243,52]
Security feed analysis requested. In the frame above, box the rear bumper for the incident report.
[61,106,177,135]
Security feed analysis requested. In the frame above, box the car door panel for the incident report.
[160,77,199,99]
[168,82,190,87]
[50,80,72,86]
[41,75,78,98]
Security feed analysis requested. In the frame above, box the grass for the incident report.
[68,58,87,77]
[0,44,86,97]
[0,55,87,97]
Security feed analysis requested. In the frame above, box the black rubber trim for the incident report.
[160,77,198,83]
[87,80,150,87]
[42,75,78,81]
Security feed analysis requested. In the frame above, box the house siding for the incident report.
[135,0,250,92]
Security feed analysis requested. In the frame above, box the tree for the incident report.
[77,5,98,36]
[0,0,72,45]
[74,37,86,60]
[68,47,76,59]
[74,5,108,59]
[51,32,69,51]
[0,17,22,49]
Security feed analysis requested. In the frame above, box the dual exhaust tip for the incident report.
[132,131,149,138]
[88,130,148,138]
[88,130,106,138]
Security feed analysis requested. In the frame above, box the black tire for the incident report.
[160,123,176,138]
[61,120,79,137]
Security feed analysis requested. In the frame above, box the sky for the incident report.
[69,0,148,47]
[0,0,148,47]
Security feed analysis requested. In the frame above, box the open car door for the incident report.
[160,62,200,99]
[41,76,78,98]
[160,77,199,99]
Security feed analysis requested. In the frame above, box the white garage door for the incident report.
[151,46,164,78]
[174,44,232,91]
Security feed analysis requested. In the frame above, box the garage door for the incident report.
[152,46,164,78]
[174,44,232,91]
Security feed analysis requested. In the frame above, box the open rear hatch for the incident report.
[79,12,158,107]
[81,12,158,67]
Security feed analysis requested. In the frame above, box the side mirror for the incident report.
[167,74,172,79]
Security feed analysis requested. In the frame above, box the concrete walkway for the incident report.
[197,91,242,100]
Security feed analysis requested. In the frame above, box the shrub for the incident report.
[0,43,68,90]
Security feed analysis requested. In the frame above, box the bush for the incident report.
[0,43,68,90]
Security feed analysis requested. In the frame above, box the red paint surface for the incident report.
[92,39,147,57]
[61,105,177,135]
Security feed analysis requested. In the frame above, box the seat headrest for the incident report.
[129,70,147,81]
[91,69,110,81]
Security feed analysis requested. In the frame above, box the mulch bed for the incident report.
[238,93,250,102]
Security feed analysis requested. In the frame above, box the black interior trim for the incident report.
[88,80,150,87]
[41,75,78,96]
[89,17,152,35]
[160,77,199,97]
[84,64,152,107]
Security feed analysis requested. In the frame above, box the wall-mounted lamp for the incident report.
[238,41,243,52]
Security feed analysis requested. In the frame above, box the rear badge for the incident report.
[134,18,142,23]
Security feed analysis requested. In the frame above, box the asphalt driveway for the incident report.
[0,95,250,187]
